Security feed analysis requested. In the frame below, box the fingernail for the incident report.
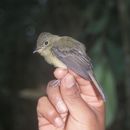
[54,117,64,128]
[56,99,68,113]
[63,74,75,88]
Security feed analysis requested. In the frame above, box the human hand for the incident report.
[37,68,105,130]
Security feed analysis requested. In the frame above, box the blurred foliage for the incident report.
[0,0,130,130]
[90,41,117,126]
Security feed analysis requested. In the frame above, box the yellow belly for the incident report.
[44,54,67,68]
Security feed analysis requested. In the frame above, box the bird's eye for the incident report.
[44,41,48,45]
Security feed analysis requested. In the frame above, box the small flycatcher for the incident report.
[34,32,105,100]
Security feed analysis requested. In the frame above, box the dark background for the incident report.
[0,0,130,130]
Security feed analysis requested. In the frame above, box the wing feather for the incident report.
[52,45,105,100]
[52,46,92,80]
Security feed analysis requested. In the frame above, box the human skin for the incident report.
[37,68,105,130]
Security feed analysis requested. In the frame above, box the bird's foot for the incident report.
[48,79,60,88]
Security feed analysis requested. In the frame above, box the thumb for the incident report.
[60,73,95,122]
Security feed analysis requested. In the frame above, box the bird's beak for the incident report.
[33,47,42,54]
[33,48,40,53]
[33,50,37,54]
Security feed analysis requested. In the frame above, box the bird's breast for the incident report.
[44,52,67,68]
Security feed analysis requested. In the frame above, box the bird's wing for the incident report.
[52,45,92,80]
[52,45,106,100]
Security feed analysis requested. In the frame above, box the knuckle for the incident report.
[37,97,47,112]
[67,90,80,99]
[63,87,81,100]
[47,109,56,117]
[38,97,46,105]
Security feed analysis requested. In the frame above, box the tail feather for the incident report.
[88,71,106,101]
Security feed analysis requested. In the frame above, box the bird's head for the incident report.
[33,32,59,55]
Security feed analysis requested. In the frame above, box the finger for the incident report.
[60,74,95,123]
[69,69,79,78]
[37,97,64,128]
[54,68,68,79]
[69,69,92,86]
[69,70,102,100]
[77,76,97,96]
[69,70,105,118]
[47,80,68,113]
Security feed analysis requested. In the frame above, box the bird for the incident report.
[33,32,105,100]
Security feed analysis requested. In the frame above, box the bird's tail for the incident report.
[88,70,106,101]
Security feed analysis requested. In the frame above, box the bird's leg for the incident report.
[48,79,61,88]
